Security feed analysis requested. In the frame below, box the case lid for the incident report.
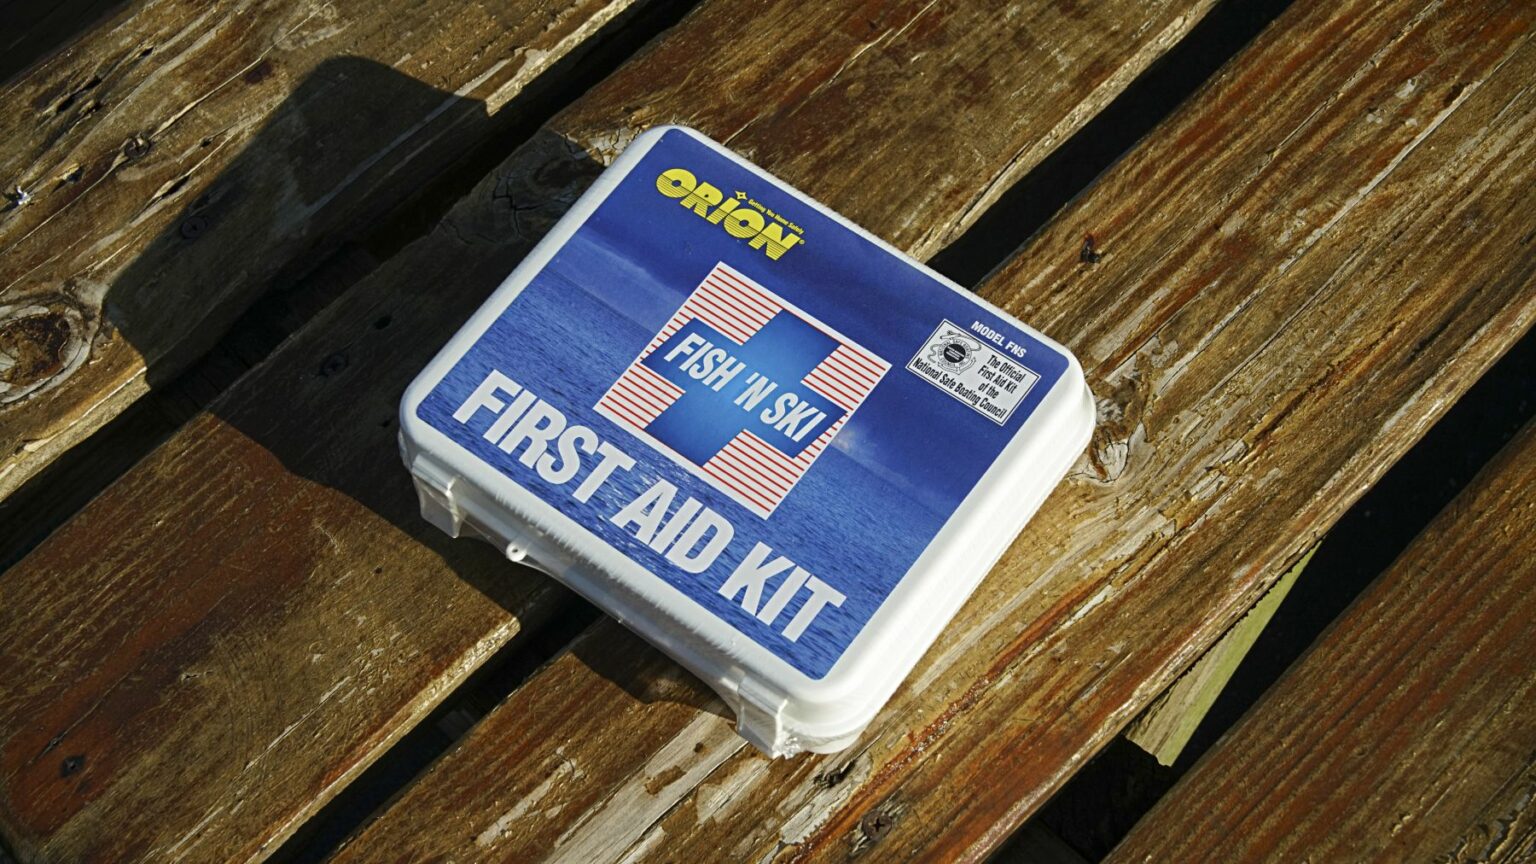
[400,127,1094,755]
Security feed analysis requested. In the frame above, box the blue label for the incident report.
[636,314,848,467]
[418,129,1067,678]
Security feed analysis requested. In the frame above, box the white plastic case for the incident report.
[400,127,1094,756]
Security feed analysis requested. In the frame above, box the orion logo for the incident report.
[596,262,889,517]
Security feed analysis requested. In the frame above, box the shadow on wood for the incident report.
[0,57,616,862]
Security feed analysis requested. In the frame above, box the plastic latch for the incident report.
[407,450,463,538]
[735,675,790,756]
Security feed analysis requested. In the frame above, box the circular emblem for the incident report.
[929,333,981,372]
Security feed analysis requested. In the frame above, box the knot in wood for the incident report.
[1086,372,1147,484]
[0,299,89,405]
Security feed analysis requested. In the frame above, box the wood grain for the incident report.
[0,0,1218,860]
[1108,420,1536,862]
[332,0,1536,861]
[0,0,650,503]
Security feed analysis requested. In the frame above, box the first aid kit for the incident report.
[399,126,1094,756]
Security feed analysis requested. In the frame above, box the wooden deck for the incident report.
[0,0,1532,861]
[1108,420,1536,862]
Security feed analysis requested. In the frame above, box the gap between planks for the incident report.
[1124,544,1315,766]
[1107,419,1536,862]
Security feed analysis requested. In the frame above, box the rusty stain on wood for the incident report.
[1108,420,1536,862]
[0,0,653,502]
[0,0,1221,860]
[331,1,1536,861]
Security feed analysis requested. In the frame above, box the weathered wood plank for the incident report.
[0,0,1218,860]
[1123,544,1314,766]
[1441,761,1536,864]
[0,0,650,503]
[331,1,1536,861]
[1108,420,1536,862]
